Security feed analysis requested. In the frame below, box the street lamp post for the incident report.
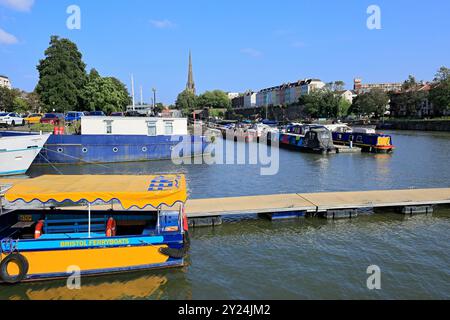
[152,88,157,110]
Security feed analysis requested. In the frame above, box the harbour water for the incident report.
[1,130,449,299]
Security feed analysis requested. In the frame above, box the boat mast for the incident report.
[131,74,136,111]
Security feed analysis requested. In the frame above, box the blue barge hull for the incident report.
[0,132,207,164]
[34,134,207,164]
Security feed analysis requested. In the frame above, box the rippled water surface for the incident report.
[1,130,449,299]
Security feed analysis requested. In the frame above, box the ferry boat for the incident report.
[279,124,336,154]
[0,133,50,176]
[325,124,395,153]
[0,174,189,284]
[30,116,207,164]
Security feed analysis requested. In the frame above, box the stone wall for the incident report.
[377,120,450,132]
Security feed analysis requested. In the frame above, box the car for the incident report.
[110,112,125,117]
[125,110,144,117]
[0,112,25,127]
[65,111,84,123]
[24,113,43,125]
[88,111,106,116]
[40,113,64,125]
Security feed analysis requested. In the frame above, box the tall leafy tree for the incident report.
[36,36,87,112]
[175,90,198,115]
[429,80,450,116]
[81,69,131,114]
[0,86,16,112]
[350,89,389,118]
[429,66,450,116]
[299,90,340,118]
[434,66,450,82]
[197,90,231,110]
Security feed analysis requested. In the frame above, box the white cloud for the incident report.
[0,28,18,44]
[150,19,176,29]
[0,0,35,12]
[241,48,263,58]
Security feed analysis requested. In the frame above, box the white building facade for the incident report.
[81,117,188,136]
[0,75,11,89]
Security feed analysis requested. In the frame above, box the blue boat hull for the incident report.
[33,134,207,164]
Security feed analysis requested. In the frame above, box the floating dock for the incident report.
[186,188,450,224]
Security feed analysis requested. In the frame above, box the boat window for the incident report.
[104,120,113,134]
[164,121,174,135]
[147,121,157,136]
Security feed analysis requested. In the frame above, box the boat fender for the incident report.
[0,253,29,284]
[34,220,44,239]
[106,217,117,237]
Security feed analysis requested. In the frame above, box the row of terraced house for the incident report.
[231,79,326,110]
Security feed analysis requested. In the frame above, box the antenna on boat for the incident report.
[131,74,136,110]
[140,86,143,105]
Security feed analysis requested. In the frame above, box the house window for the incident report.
[147,122,157,136]
[164,121,174,135]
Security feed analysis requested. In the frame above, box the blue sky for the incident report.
[1,0,449,104]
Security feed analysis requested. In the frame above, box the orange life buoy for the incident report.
[106,217,116,237]
[35,220,44,239]
[182,208,189,232]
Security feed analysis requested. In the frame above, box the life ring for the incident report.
[34,220,44,239]
[0,253,29,284]
[106,217,116,237]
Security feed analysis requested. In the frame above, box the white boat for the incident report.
[0,133,50,176]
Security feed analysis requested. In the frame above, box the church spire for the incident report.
[186,50,196,94]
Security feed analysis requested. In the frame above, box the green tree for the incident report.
[81,70,131,114]
[390,91,428,117]
[434,66,450,82]
[197,90,231,110]
[175,90,198,115]
[429,79,450,116]
[350,89,389,118]
[36,36,88,112]
[299,90,340,118]
[402,75,419,91]
[0,86,16,112]
[334,81,345,91]
[154,103,164,114]
[428,66,450,116]
[338,98,352,117]
[13,96,29,114]
[26,91,43,113]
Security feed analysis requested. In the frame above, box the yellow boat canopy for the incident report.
[4,175,187,210]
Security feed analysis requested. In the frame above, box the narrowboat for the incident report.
[279,124,336,154]
[325,124,395,153]
[0,174,189,284]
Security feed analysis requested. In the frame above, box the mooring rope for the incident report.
[42,147,111,169]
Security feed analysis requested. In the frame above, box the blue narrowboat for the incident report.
[326,125,395,153]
